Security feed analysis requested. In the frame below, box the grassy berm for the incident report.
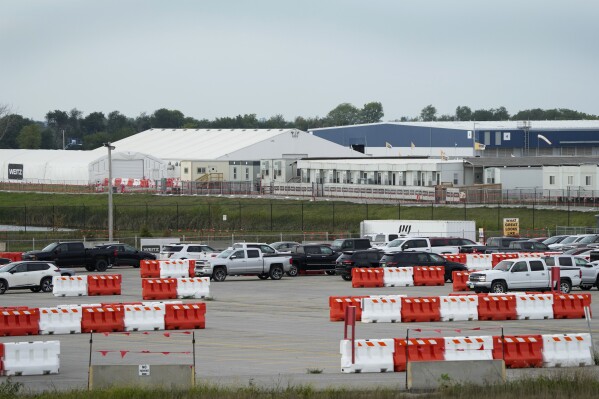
[2,371,599,399]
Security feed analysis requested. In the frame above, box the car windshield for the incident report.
[0,264,14,272]
[578,236,598,244]
[387,239,406,248]
[544,236,565,245]
[217,249,234,259]
[494,260,514,271]
[41,243,58,252]
[330,240,344,250]
[162,246,183,252]
[429,254,445,263]
[560,236,580,244]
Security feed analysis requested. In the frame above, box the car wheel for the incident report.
[491,281,507,294]
[213,267,227,282]
[30,286,42,293]
[85,265,96,272]
[95,259,108,272]
[269,266,283,280]
[580,284,593,291]
[560,279,572,294]
[257,273,269,280]
[342,275,352,281]
[325,270,335,276]
[40,277,53,293]
[286,264,298,277]
[0,280,7,294]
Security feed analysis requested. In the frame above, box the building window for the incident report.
[245,168,249,180]
[567,176,573,185]
[484,131,491,145]
[495,132,501,145]
[585,176,592,186]
[233,167,237,179]
[453,173,458,185]
[184,167,189,174]
[197,167,206,174]
[549,176,555,185]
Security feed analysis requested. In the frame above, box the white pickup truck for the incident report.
[381,236,474,254]
[467,257,582,294]
[196,247,292,282]
[543,254,599,291]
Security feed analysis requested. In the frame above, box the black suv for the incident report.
[335,249,384,281]
[330,238,371,252]
[379,251,467,282]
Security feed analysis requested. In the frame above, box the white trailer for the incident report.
[360,220,476,242]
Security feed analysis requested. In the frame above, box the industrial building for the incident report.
[310,120,599,158]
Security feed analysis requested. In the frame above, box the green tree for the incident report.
[82,112,106,135]
[83,132,110,150]
[16,124,42,149]
[455,106,472,121]
[492,106,510,120]
[107,111,129,134]
[420,105,437,121]
[360,102,384,123]
[152,108,185,128]
[1,114,33,149]
[326,103,361,126]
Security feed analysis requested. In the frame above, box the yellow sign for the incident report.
[503,218,520,237]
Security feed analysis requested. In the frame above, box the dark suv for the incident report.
[330,238,371,252]
[379,251,467,282]
[335,249,384,281]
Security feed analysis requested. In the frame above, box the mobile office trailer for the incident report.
[360,220,476,242]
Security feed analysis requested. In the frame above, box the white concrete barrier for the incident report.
[52,276,87,297]
[123,304,165,331]
[516,294,554,320]
[176,277,210,298]
[159,260,191,278]
[444,336,494,361]
[439,295,479,321]
[2,341,60,376]
[340,339,395,373]
[39,307,82,335]
[383,267,413,287]
[542,334,593,367]
[361,295,405,323]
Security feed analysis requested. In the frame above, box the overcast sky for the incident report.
[2,0,598,122]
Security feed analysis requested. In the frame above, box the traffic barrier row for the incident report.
[340,333,594,373]
[329,293,591,323]
[0,341,60,376]
[0,302,206,336]
[352,267,445,288]
[52,275,122,296]
[140,259,195,278]
[141,278,210,300]
[0,252,22,262]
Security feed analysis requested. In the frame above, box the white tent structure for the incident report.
[108,128,362,163]
[0,149,166,185]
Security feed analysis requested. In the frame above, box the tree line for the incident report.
[0,102,596,151]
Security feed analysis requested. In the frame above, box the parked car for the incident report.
[559,234,599,251]
[492,240,551,253]
[95,243,156,268]
[269,241,301,253]
[542,235,570,246]
[0,261,63,294]
[379,251,467,282]
[196,248,291,281]
[231,242,279,254]
[543,254,599,290]
[382,236,469,255]
[563,247,597,256]
[288,244,340,276]
[158,243,217,266]
[362,233,399,248]
[548,235,588,250]
[335,249,384,281]
[330,238,371,252]
[0,258,11,265]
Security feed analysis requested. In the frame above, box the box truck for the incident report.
[360,220,476,242]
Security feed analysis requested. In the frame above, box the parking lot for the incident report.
[2,267,599,392]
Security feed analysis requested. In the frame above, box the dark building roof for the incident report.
[464,156,599,168]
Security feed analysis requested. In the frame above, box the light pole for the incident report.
[103,142,115,242]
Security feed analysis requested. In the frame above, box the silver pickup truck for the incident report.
[467,257,582,294]
[196,247,292,282]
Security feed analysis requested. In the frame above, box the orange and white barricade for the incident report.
[443,336,494,361]
[439,295,478,321]
[52,276,87,297]
[515,294,554,320]
[542,334,593,367]
[361,295,405,323]
[383,267,413,287]
[340,339,395,373]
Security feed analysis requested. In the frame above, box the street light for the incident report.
[103,142,115,242]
